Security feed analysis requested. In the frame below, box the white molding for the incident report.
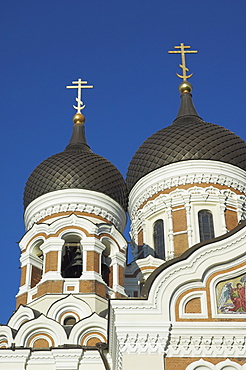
[128,160,246,217]
[129,184,245,257]
[46,295,92,322]
[24,188,126,232]
[179,291,208,319]
[167,323,246,358]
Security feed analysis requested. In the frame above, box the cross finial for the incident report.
[168,43,198,81]
[66,78,93,113]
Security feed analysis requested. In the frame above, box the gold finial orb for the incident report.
[72,112,85,124]
[179,81,193,94]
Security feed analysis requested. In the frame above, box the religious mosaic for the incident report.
[216,274,246,314]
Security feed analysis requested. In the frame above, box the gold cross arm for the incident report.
[66,78,93,113]
[168,43,198,81]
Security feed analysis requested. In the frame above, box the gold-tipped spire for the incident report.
[168,43,198,82]
[66,78,93,113]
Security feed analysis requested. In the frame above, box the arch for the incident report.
[100,237,119,287]
[46,295,92,322]
[69,313,107,345]
[80,331,107,346]
[15,315,67,347]
[27,333,54,348]
[7,305,38,330]
[61,234,83,278]
[198,210,215,242]
[0,327,13,348]
[153,219,165,260]
[30,239,44,260]
[185,359,214,370]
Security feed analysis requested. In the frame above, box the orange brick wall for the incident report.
[20,265,26,286]
[45,251,58,273]
[86,251,100,272]
[138,230,143,246]
[31,265,42,288]
[36,280,63,298]
[118,265,124,287]
[79,280,106,298]
[185,297,201,313]
[172,209,187,233]
[16,292,28,308]
[173,233,189,257]
[225,209,238,231]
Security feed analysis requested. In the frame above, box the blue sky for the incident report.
[0,0,245,324]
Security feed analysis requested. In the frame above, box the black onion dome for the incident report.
[24,119,127,210]
[126,92,246,191]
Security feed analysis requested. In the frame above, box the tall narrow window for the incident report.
[198,210,215,242]
[101,254,110,285]
[153,219,165,260]
[61,235,83,278]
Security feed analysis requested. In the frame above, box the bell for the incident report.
[71,246,83,267]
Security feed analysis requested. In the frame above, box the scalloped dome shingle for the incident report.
[126,94,246,191]
[24,123,127,210]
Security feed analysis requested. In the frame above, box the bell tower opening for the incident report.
[101,241,111,286]
[61,235,83,278]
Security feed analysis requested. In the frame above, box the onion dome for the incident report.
[24,113,127,210]
[126,83,246,191]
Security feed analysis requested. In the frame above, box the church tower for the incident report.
[124,44,246,296]
[1,45,246,370]
[0,79,127,368]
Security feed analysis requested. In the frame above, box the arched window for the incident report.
[61,235,82,278]
[198,210,215,242]
[63,316,76,326]
[153,219,165,260]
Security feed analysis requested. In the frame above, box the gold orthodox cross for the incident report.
[168,43,198,81]
[66,78,93,113]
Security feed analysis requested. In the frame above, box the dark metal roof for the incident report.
[126,93,246,191]
[24,123,127,210]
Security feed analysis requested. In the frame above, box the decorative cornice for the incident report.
[24,189,126,233]
[167,332,246,357]
[128,160,246,217]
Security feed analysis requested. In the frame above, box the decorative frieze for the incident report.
[128,160,246,218]
[167,334,246,357]
[24,189,126,232]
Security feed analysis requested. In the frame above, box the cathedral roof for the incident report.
[24,114,127,210]
[126,91,246,191]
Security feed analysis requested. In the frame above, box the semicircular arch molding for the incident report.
[7,305,38,330]
[15,315,66,347]
[46,295,92,322]
[0,327,13,348]
[69,313,107,344]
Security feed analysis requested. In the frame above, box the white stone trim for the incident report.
[128,160,246,217]
[184,358,245,370]
[179,291,208,319]
[167,323,246,358]
[129,184,245,257]
[46,295,92,322]
[24,188,126,232]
